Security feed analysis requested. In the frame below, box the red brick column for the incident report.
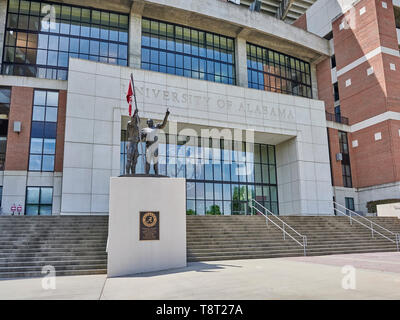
[327,128,344,187]
[4,86,34,171]
[55,90,67,172]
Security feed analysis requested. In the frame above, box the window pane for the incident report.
[42,155,54,171]
[247,43,311,98]
[47,91,58,106]
[34,90,46,105]
[44,122,57,138]
[4,3,128,80]
[26,205,39,215]
[30,137,43,154]
[29,154,42,170]
[26,187,40,204]
[40,188,53,204]
[120,132,278,215]
[43,139,56,154]
[32,106,45,121]
[140,18,235,85]
[39,205,52,215]
[45,107,58,122]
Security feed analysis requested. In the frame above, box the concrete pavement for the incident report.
[1,252,400,300]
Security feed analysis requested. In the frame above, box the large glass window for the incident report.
[29,90,58,171]
[25,186,53,215]
[0,87,11,171]
[247,42,312,98]
[2,0,128,80]
[121,133,278,215]
[141,18,236,85]
[339,131,352,188]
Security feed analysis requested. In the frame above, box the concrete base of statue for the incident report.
[107,176,187,277]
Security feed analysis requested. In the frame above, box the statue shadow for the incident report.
[114,261,243,278]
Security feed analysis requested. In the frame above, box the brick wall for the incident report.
[332,0,381,70]
[293,13,307,31]
[350,120,399,187]
[316,58,334,114]
[327,128,343,187]
[4,86,33,171]
[325,0,400,188]
[55,90,67,172]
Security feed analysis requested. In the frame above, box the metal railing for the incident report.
[249,199,308,256]
[333,201,400,251]
[325,111,349,125]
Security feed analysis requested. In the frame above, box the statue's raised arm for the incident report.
[156,108,170,129]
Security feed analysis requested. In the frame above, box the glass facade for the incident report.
[25,186,53,215]
[247,42,312,98]
[29,90,58,171]
[121,132,278,215]
[0,87,11,171]
[3,0,128,80]
[141,18,236,85]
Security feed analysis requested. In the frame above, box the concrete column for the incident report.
[0,0,7,65]
[276,136,334,216]
[2,171,27,215]
[235,37,248,87]
[311,63,318,99]
[129,12,142,69]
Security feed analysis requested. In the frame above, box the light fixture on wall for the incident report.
[13,121,21,134]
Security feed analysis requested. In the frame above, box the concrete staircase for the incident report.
[0,216,108,279]
[186,215,400,262]
[1,214,399,278]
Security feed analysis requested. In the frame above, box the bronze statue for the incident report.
[125,108,140,175]
[141,109,170,175]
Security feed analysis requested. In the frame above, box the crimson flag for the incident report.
[126,78,133,116]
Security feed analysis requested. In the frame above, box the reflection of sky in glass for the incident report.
[121,132,279,215]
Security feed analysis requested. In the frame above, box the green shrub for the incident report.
[206,205,221,215]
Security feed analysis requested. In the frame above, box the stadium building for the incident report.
[0,0,398,217]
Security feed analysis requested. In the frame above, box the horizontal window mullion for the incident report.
[142,46,234,66]
[5,27,128,46]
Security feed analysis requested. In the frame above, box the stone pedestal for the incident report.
[107,176,186,277]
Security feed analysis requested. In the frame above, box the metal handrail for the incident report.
[250,199,308,256]
[334,201,399,236]
[333,201,399,251]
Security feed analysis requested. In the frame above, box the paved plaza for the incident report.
[1,252,400,300]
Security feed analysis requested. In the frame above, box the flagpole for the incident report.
[130,73,146,173]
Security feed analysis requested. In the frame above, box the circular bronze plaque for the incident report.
[142,212,157,228]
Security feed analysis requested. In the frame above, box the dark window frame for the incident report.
[141,17,236,85]
[2,0,129,80]
[339,131,353,188]
[28,89,58,172]
[247,42,313,99]
[120,132,279,215]
[0,86,11,171]
[25,186,53,215]
[333,82,340,101]
[345,197,355,211]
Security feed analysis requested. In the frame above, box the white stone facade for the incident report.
[61,58,334,216]
[1,171,62,215]
[358,182,400,214]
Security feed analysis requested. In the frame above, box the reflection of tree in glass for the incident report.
[232,186,248,214]
[206,205,221,215]
[186,209,196,215]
